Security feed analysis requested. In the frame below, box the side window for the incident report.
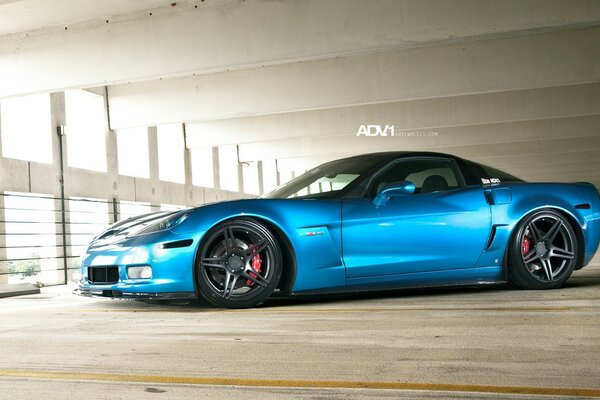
[369,158,463,196]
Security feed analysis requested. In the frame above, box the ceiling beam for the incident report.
[109,26,600,129]
[185,82,600,148]
[236,115,600,161]
[2,0,600,98]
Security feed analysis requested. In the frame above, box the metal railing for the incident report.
[0,192,180,286]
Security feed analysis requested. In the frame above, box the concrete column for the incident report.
[104,87,120,223]
[237,146,244,195]
[257,161,264,195]
[54,196,70,284]
[147,126,159,210]
[50,92,66,197]
[212,146,220,193]
[50,92,68,284]
[110,197,119,225]
[182,125,194,207]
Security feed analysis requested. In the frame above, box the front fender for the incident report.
[171,199,346,292]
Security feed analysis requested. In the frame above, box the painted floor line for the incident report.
[0,369,599,397]
[68,305,587,314]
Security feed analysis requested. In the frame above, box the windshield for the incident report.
[261,156,379,199]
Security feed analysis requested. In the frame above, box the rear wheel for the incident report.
[508,209,578,289]
[197,218,282,308]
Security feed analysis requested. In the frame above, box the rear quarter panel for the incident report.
[484,182,600,268]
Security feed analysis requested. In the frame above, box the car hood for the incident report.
[90,210,181,247]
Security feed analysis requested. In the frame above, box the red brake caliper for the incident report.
[522,235,531,255]
[246,245,262,286]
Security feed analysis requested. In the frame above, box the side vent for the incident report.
[161,239,193,249]
[484,225,498,250]
[483,188,512,205]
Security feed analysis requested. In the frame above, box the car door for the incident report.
[341,157,491,279]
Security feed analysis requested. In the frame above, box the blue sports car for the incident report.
[78,152,600,308]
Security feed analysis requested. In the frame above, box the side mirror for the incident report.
[373,181,415,206]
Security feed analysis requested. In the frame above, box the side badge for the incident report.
[305,231,324,237]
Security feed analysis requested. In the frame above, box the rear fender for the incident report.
[477,183,599,270]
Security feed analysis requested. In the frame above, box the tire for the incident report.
[508,209,578,289]
[196,218,283,308]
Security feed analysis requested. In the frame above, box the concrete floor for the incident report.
[0,261,599,399]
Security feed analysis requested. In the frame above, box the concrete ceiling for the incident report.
[0,0,192,37]
[2,0,600,99]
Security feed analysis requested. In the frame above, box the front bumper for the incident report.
[77,229,205,298]
[74,287,196,300]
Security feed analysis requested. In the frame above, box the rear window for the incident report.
[471,162,523,184]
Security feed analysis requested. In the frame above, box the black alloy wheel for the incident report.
[508,209,578,289]
[197,218,282,308]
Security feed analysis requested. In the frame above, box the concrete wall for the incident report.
[0,90,251,285]
[0,91,247,206]
[1,0,600,282]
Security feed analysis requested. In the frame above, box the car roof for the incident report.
[335,151,460,163]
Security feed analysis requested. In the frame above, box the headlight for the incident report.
[136,211,189,235]
[157,212,189,230]
[127,266,152,279]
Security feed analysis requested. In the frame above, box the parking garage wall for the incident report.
[0,91,255,286]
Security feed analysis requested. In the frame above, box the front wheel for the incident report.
[508,209,578,289]
[197,218,282,308]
